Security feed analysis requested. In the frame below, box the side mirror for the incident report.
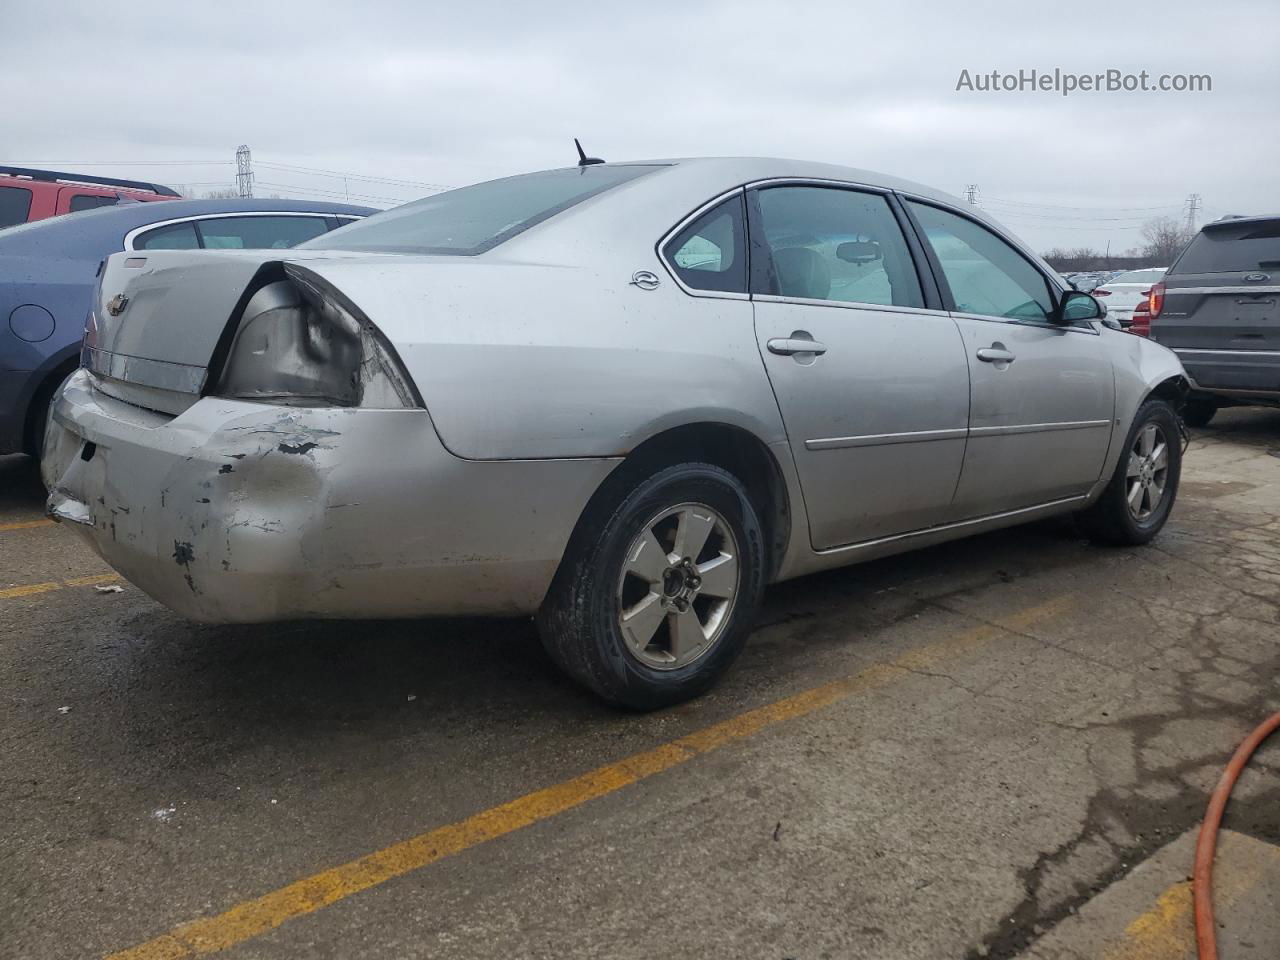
[1057,289,1104,323]
[836,240,882,264]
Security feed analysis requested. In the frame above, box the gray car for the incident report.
[43,158,1188,708]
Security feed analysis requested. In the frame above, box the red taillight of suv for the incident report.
[1148,281,1165,318]
[1092,288,1112,296]
[1130,289,1153,337]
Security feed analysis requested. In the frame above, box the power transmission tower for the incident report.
[964,184,980,205]
[236,145,254,198]
[1184,193,1201,233]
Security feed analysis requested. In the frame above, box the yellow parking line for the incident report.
[1103,881,1195,960]
[1102,833,1280,960]
[0,572,122,601]
[0,581,62,600]
[0,518,54,532]
[104,593,1073,960]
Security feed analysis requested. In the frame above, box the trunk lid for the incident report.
[87,250,281,410]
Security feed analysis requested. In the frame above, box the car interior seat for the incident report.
[772,247,831,300]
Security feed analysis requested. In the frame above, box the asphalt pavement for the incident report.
[2,408,1278,960]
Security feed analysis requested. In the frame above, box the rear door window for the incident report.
[0,185,33,227]
[69,194,119,213]
[196,216,329,249]
[1173,221,1280,274]
[748,186,924,308]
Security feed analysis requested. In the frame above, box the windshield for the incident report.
[1173,220,1280,274]
[303,164,663,256]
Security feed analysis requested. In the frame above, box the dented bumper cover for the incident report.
[44,370,619,622]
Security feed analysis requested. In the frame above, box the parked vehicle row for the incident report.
[1062,270,1131,293]
[42,157,1187,709]
[1,197,374,460]
[1091,267,1168,326]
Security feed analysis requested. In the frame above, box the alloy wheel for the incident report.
[616,502,740,670]
[1125,422,1170,521]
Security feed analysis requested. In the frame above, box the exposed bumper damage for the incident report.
[44,370,619,622]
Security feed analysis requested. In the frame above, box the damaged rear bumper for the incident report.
[43,370,619,622]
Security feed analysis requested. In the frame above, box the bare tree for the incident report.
[1042,246,1104,272]
[1140,216,1194,263]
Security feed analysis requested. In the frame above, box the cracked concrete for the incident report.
[0,407,1277,960]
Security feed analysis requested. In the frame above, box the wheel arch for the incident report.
[551,421,793,599]
[22,346,81,455]
[1091,364,1190,507]
[1143,373,1190,411]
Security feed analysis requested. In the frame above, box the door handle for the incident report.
[976,347,1015,364]
[767,337,827,357]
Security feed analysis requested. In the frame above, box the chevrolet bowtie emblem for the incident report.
[107,294,129,316]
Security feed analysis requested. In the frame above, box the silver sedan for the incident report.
[44,157,1187,708]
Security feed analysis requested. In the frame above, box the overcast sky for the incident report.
[3,0,1277,255]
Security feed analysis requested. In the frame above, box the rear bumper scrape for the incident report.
[44,369,620,621]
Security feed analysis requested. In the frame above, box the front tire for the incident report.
[1078,398,1181,546]
[537,462,766,710]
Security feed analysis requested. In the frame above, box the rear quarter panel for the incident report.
[305,259,789,461]
[0,256,98,451]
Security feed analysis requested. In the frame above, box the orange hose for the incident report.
[1193,710,1280,960]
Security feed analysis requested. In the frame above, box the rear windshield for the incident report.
[304,165,663,256]
[1111,268,1165,284]
[1172,220,1280,274]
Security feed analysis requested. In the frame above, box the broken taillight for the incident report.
[214,265,420,409]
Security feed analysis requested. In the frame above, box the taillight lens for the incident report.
[1130,295,1151,337]
[1148,281,1165,318]
[215,265,419,409]
[1092,288,1111,296]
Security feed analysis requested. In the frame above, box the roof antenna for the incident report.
[574,138,605,167]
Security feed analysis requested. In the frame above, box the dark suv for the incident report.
[1149,215,1280,426]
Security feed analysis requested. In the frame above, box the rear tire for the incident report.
[537,462,766,710]
[1181,398,1217,428]
[1078,398,1181,546]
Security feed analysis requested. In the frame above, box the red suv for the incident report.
[0,165,179,228]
